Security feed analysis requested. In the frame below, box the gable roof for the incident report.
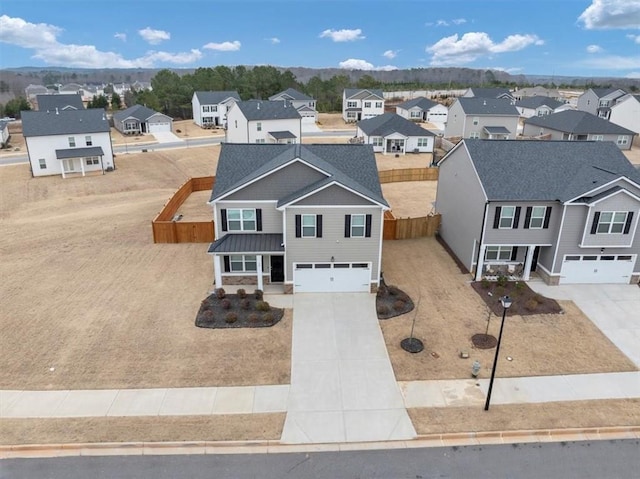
[357,112,435,137]
[515,96,564,110]
[194,91,241,104]
[22,109,110,137]
[344,88,384,100]
[456,98,519,116]
[37,94,85,112]
[466,87,512,99]
[396,97,438,111]
[211,143,388,207]
[233,100,302,121]
[113,104,170,122]
[458,139,640,202]
[524,110,635,135]
[589,87,626,99]
[269,88,313,101]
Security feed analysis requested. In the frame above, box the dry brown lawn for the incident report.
[623,148,640,165]
[382,181,437,217]
[317,113,351,129]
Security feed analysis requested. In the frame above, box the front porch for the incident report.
[483,126,511,140]
[475,244,546,282]
[55,146,106,179]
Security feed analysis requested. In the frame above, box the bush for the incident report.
[201,310,214,322]
[263,312,274,324]
[225,312,238,323]
[215,288,226,299]
[237,288,247,299]
[496,274,508,287]
[481,278,490,289]
[377,304,390,316]
[200,299,211,311]
[248,313,260,323]
[254,289,264,300]
[393,299,406,311]
[255,300,270,312]
[221,298,231,310]
[514,281,525,291]
[388,287,398,296]
[240,299,251,310]
[525,299,539,311]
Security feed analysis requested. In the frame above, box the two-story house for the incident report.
[462,87,515,101]
[435,140,640,285]
[577,88,627,119]
[191,91,241,128]
[444,98,520,140]
[356,113,435,155]
[608,94,640,135]
[269,88,318,121]
[225,100,302,144]
[522,110,636,150]
[22,109,115,178]
[342,89,385,122]
[395,97,448,124]
[207,143,389,293]
[514,96,565,118]
[36,94,85,112]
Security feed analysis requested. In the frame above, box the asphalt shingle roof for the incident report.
[208,233,284,254]
[467,88,512,98]
[357,112,435,137]
[113,105,168,122]
[194,91,241,104]
[524,110,635,135]
[269,88,313,101]
[460,139,640,202]
[456,98,520,116]
[396,97,438,111]
[211,143,388,208]
[514,96,564,110]
[344,88,384,99]
[22,109,110,137]
[55,146,105,159]
[234,100,301,121]
[37,94,85,111]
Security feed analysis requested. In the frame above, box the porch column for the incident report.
[523,245,536,281]
[61,163,66,179]
[80,158,86,177]
[475,245,486,281]
[213,255,222,289]
[256,255,264,291]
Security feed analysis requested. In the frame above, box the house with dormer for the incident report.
[577,88,627,120]
[342,89,385,122]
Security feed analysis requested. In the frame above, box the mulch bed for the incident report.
[195,289,284,329]
[470,280,563,316]
[377,284,415,319]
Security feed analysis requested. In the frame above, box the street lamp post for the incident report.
[484,295,513,411]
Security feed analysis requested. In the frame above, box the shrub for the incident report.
[255,300,270,312]
[377,304,390,316]
[377,285,388,297]
[496,274,508,287]
[248,313,260,323]
[481,278,490,289]
[525,299,539,311]
[254,289,264,300]
[215,288,226,299]
[533,294,543,303]
[514,281,525,291]
[388,287,398,296]
[263,312,274,324]
[225,312,238,323]
[221,299,231,310]
[393,299,406,311]
[237,288,247,299]
[200,300,211,311]
[201,310,215,322]
[240,299,251,310]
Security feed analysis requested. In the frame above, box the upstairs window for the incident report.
[302,214,316,237]
[364,102,371,108]
[375,102,383,108]
[257,122,262,131]
[525,206,550,229]
[226,209,257,231]
[347,101,358,108]
[68,137,76,147]
[593,211,632,234]
[85,135,92,146]
[472,117,479,125]
[493,206,521,229]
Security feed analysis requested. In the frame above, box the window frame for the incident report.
[347,101,358,108]
[350,214,366,238]
[499,206,516,229]
[85,135,93,146]
[363,101,371,108]
[301,214,317,238]
[229,254,257,273]
[472,116,479,125]
[38,158,46,169]
[68,136,76,147]
[372,137,383,147]
[226,208,257,232]
[417,138,429,147]
[617,135,629,146]
[596,211,628,234]
[85,156,99,166]
[485,246,514,261]
[528,206,547,229]
[375,101,383,108]
[256,122,262,131]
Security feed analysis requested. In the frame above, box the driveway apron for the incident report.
[281,293,416,444]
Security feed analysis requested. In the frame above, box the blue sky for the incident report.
[1,0,639,78]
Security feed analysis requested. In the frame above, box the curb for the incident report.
[2,426,638,459]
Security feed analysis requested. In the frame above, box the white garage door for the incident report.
[148,122,171,133]
[560,254,636,284]
[294,262,371,293]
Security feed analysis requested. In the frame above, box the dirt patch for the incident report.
[382,181,437,217]
[376,284,414,319]
[196,290,285,328]
[317,113,351,129]
[471,280,563,316]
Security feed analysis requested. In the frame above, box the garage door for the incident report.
[560,254,636,284]
[294,262,371,293]
[148,122,171,133]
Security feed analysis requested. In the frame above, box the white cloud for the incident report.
[625,71,640,78]
[452,18,467,25]
[586,44,603,53]
[436,20,449,27]
[138,27,170,45]
[319,28,365,42]
[0,14,60,49]
[580,54,640,69]
[203,40,241,51]
[426,32,544,65]
[268,37,280,44]
[578,0,640,29]
[114,32,127,42]
[488,66,523,74]
[383,49,398,59]
[426,18,467,27]
[627,34,640,43]
[338,58,397,71]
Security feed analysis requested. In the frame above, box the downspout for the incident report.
[474,201,489,278]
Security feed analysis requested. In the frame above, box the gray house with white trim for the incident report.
[208,143,389,293]
[113,105,173,135]
[356,113,435,154]
[445,98,520,140]
[36,94,85,112]
[269,88,317,120]
[191,91,240,128]
[436,140,640,285]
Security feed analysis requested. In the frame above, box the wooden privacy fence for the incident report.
[383,211,441,240]
[152,176,215,243]
[379,167,438,183]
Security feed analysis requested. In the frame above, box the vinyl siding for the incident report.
[215,201,281,234]
[580,192,640,248]
[483,202,558,244]
[444,101,465,137]
[470,116,519,139]
[294,184,375,206]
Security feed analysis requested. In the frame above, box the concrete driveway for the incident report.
[528,283,640,367]
[281,293,415,444]
[152,131,184,143]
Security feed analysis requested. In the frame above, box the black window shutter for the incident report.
[513,207,521,229]
[221,209,228,232]
[295,215,301,238]
[511,247,518,261]
[590,212,600,234]
[365,214,372,237]
[223,255,230,272]
[543,207,552,229]
[493,206,501,229]
[256,209,262,231]
[316,215,323,238]
[524,207,532,229]
[623,211,634,234]
[344,215,351,237]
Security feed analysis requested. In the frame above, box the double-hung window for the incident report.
[485,246,513,261]
[227,209,256,231]
[372,137,383,147]
[68,137,76,147]
[302,214,316,237]
[496,206,520,229]
[364,101,371,108]
[417,138,429,147]
[229,255,257,272]
[256,122,262,131]
[350,214,365,237]
[375,102,382,108]
[617,135,629,146]
[596,211,628,234]
[527,206,547,229]
[85,136,93,146]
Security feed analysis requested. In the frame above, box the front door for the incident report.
[270,256,284,283]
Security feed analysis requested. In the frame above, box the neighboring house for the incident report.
[522,110,636,150]
[462,87,515,101]
[342,89,385,122]
[59,83,84,95]
[131,81,152,91]
[445,98,520,139]
[608,94,640,134]
[269,88,318,120]
[22,109,115,178]
[226,100,301,144]
[512,86,562,101]
[208,143,389,293]
[192,91,241,128]
[395,97,448,123]
[36,94,85,112]
[514,96,565,118]
[356,113,435,154]
[0,120,10,147]
[25,84,52,101]
[113,105,173,135]
[435,139,640,285]
[577,88,627,119]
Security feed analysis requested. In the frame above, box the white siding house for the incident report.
[609,94,640,134]
[395,97,448,124]
[226,100,302,144]
[269,88,318,120]
[192,91,241,128]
